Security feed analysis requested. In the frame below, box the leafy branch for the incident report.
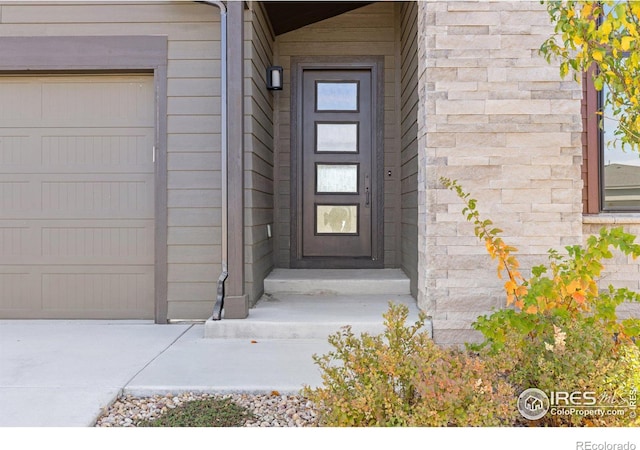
[441,177,640,346]
[440,177,527,308]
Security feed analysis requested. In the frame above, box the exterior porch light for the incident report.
[266,66,283,90]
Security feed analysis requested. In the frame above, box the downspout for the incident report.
[199,1,228,320]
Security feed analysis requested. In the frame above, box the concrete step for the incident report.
[263,268,411,296]
[204,293,429,340]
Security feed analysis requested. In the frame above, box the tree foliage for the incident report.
[441,177,640,348]
[540,1,640,151]
[441,178,640,426]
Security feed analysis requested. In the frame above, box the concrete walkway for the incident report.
[0,320,331,427]
[0,270,422,427]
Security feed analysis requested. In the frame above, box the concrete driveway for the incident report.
[0,320,329,427]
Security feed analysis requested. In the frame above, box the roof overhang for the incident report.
[262,1,375,36]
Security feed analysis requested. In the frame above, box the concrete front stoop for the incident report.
[204,269,431,340]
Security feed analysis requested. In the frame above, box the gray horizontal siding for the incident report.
[0,1,224,319]
[245,2,275,305]
[399,1,419,297]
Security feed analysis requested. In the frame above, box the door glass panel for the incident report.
[316,82,358,111]
[317,164,358,193]
[316,123,358,153]
[316,205,358,234]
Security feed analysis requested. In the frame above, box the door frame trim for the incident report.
[0,36,169,322]
[290,56,384,269]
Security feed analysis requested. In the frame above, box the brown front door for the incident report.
[292,63,382,268]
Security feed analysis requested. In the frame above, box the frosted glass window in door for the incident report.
[316,164,358,193]
[316,82,358,111]
[316,205,358,234]
[316,123,358,153]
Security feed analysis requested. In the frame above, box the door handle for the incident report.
[365,174,370,208]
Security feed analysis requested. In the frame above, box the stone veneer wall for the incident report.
[583,219,640,321]
[417,1,584,345]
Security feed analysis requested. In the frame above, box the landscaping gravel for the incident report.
[95,392,319,427]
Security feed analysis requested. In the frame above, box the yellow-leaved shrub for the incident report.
[303,303,516,427]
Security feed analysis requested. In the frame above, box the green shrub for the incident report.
[605,343,640,426]
[136,398,254,427]
[303,303,516,427]
[481,314,640,426]
[442,176,640,426]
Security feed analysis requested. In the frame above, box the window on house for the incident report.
[583,71,640,213]
[600,83,640,211]
[582,2,639,213]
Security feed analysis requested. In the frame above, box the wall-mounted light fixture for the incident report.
[266,66,283,90]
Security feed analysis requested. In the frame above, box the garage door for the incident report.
[0,74,155,319]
